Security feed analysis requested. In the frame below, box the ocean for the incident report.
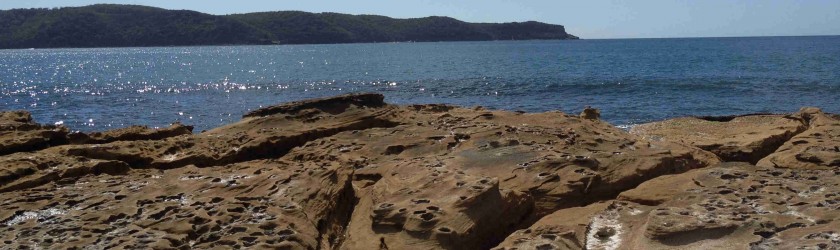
[1,36,839,132]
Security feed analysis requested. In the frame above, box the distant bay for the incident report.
[1,36,839,131]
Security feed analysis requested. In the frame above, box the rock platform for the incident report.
[1,93,837,249]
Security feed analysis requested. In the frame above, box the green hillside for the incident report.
[0,4,577,49]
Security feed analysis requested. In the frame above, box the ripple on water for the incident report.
[1,38,839,132]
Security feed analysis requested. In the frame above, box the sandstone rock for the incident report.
[495,162,840,249]
[0,152,130,193]
[242,92,386,118]
[24,93,840,250]
[631,113,807,163]
[0,110,40,130]
[46,93,399,169]
[0,159,353,249]
[490,202,610,250]
[68,122,193,144]
[757,108,840,169]
[284,102,717,249]
[0,110,69,156]
[580,106,601,120]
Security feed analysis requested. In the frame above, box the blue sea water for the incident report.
[1,36,839,132]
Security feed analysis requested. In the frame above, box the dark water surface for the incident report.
[2,36,839,131]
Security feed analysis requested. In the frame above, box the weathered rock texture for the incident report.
[631,113,807,164]
[758,108,840,169]
[67,123,193,145]
[0,111,68,156]
[495,162,840,249]
[1,94,838,249]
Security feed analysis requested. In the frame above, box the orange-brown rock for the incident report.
[757,108,840,169]
[67,123,193,144]
[269,102,716,249]
[494,162,840,249]
[0,152,130,193]
[631,113,807,163]
[0,110,69,156]
[0,158,354,249]
[7,94,840,249]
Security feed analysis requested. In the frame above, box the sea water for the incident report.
[1,36,839,131]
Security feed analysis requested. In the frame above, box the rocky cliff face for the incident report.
[1,94,837,249]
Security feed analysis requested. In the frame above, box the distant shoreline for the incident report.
[0,4,577,49]
[6,35,840,51]
[585,34,840,40]
[0,39,586,51]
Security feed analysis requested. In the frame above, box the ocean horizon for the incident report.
[2,36,839,131]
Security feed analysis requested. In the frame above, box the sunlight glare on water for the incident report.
[1,37,839,132]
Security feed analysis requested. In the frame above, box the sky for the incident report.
[1,0,839,39]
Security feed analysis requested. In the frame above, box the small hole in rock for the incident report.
[412,199,430,204]
[420,213,435,221]
[595,227,616,239]
[379,203,394,209]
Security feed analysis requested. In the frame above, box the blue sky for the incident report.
[2,0,839,39]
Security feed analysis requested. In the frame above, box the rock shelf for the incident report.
[1,94,837,249]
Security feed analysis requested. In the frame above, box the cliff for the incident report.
[1,94,837,249]
[0,4,578,49]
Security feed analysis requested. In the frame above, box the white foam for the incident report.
[615,124,637,131]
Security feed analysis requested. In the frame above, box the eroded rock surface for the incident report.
[1,94,838,249]
[67,123,193,144]
[758,108,840,169]
[496,162,840,249]
[288,104,717,249]
[631,113,807,163]
[0,110,69,156]
[0,159,353,249]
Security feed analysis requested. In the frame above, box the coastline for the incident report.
[1,93,838,248]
